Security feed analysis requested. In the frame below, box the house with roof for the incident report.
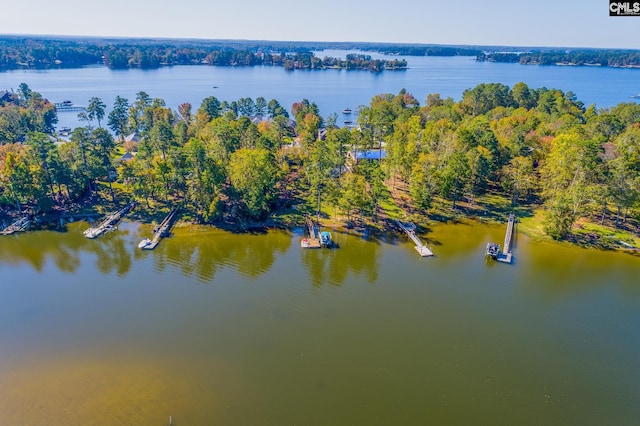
[0,90,14,104]
[124,132,142,143]
[348,148,387,165]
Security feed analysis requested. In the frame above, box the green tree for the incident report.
[87,97,107,128]
[108,95,130,141]
[540,132,601,238]
[228,147,278,220]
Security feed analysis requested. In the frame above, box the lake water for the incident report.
[2,53,640,424]
[2,52,640,131]
[0,220,639,425]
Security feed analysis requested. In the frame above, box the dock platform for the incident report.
[301,216,322,248]
[0,216,30,236]
[395,220,433,257]
[486,212,515,263]
[138,208,178,250]
[83,202,135,239]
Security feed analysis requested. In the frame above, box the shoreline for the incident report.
[4,203,637,255]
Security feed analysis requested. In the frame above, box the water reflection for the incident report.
[300,230,381,287]
[143,225,293,283]
[0,222,133,276]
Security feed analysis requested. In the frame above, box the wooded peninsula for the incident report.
[477,49,640,68]
[3,36,640,72]
[0,36,410,71]
[1,81,640,249]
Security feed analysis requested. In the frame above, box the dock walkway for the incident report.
[83,203,135,239]
[0,216,30,236]
[301,216,321,248]
[493,212,515,263]
[395,220,433,257]
[139,208,178,250]
[54,103,86,112]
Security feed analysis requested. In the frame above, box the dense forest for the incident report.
[1,81,640,242]
[0,36,408,71]
[477,49,640,67]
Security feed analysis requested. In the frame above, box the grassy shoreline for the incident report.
[2,182,639,254]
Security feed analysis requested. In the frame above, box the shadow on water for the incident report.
[0,221,133,276]
[300,230,382,287]
[144,225,292,283]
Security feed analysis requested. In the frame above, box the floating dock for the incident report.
[0,216,30,236]
[138,208,178,250]
[301,216,321,248]
[53,102,86,112]
[486,212,515,263]
[83,202,135,239]
[395,220,433,257]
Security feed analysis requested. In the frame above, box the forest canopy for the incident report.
[1,81,640,241]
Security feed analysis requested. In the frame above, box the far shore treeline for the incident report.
[0,37,417,71]
[3,36,640,71]
[1,81,640,242]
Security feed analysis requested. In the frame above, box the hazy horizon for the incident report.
[1,0,639,50]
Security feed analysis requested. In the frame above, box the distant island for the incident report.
[0,36,418,72]
[477,49,640,68]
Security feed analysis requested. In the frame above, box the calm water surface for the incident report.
[2,52,640,131]
[1,221,639,425]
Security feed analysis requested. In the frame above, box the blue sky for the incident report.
[1,0,638,49]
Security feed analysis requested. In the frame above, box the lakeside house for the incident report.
[124,132,143,143]
[0,90,12,104]
[348,148,387,165]
[118,151,135,163]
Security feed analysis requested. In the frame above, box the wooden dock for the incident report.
[0,216,30,236]
[54,103,86,112]
[83,202,135,239]
[301,216,321,248]
[487,212,515,263]
[138,208,178,250]
[395,220,433,257]
[496,212,515,263]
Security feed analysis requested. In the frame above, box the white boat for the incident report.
[138,238,152,249]
[300,238,310,248]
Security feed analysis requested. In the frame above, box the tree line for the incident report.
[0,37,410,71]
[1,81,640,240]
[477,49,640,67]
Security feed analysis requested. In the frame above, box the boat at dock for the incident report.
[320,231,334,248]
[138,208,179,250]
[485,212,515,263]
[83,202,135,239]
[485,242,500,259]
[138,238,152,249]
